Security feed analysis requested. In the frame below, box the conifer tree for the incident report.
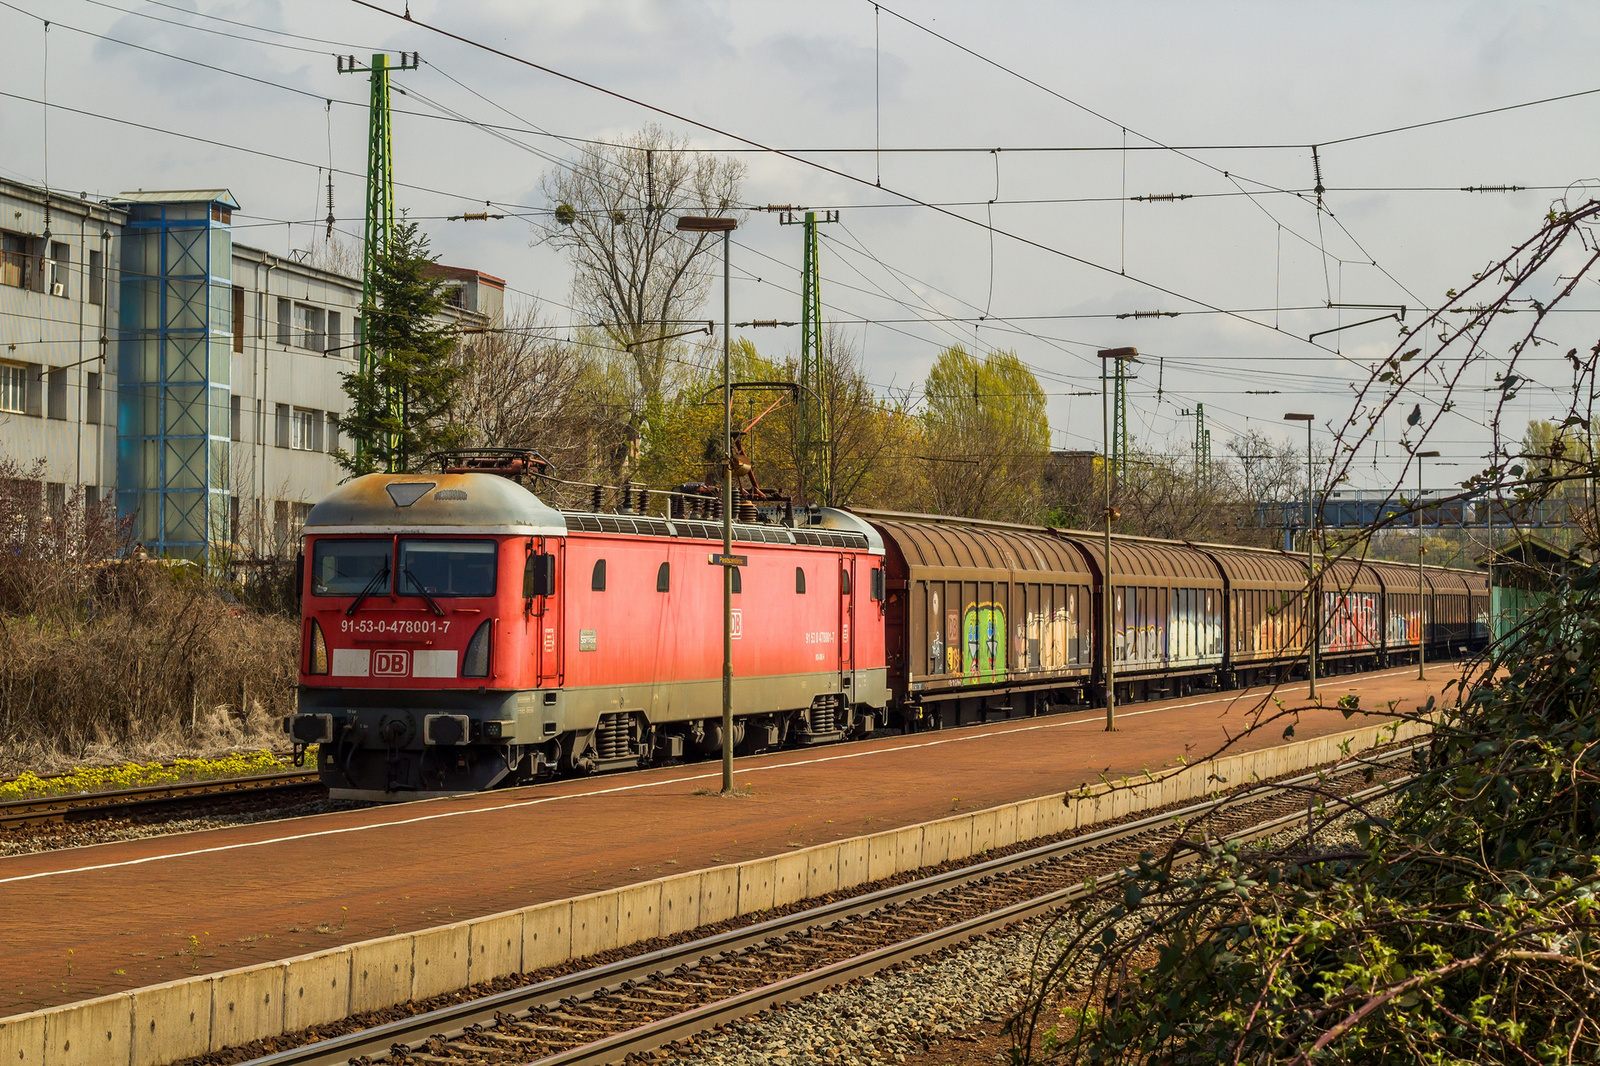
[334,219,466,476]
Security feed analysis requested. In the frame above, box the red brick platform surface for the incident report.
[0,665,1458,1013]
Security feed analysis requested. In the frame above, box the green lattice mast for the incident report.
[780,209,838,505]
[338,51,418,471]
[1112,356,1130,484]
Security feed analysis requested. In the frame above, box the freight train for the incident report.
[284,458,1488,800]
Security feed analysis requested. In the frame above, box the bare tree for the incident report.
[452,303,605,474]
[537,125,745,469]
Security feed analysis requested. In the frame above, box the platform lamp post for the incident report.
[1284,413,1318,699]
[1415,449,1440,681]
[677,213,740,793]
[1098,347,1138,730]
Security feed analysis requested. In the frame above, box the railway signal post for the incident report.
[1098,347,1138,730]
[677,213,740,792]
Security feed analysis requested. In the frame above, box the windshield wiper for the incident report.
[344,563,391,618]
[402,567,446,617]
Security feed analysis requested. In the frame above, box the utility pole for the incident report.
[338,51,419,472]
[1099,347,1138,731]
[678,214,740,793]
[779,209,838,505]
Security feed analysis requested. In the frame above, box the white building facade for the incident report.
[0,178,502,560]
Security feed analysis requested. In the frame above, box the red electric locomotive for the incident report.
[284,462,888,799]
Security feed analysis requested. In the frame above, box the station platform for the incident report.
[0,665,1456,1014]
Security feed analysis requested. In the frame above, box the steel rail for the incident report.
[0,769,324,828]
[242,743,1420,1066]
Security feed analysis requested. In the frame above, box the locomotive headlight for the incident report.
[462,619,492,678]
[309,619,328,675]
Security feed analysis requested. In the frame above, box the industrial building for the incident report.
[0,176,503,560]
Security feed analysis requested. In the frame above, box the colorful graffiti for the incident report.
[962,602,1006,680]
[1323,591,1379,651]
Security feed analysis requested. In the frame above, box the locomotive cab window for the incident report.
[310,538,391,597]
[870,566,884,601]
[840,569,851,595]
[731,567,742,594]
[656,561,670,592]
[795,567,807,594]
[397,540,497,597]
[591,559,607,591]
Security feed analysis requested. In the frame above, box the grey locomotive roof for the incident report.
[303,473,568,536]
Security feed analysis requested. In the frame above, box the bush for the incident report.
[1012,561,1600,1065]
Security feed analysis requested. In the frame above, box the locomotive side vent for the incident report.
[595,712,633,761]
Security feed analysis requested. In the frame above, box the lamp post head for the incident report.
[1283,413,1314,422]
[676,215,738,233]
[1417,450,1441,459]
[1097,347,1139,361]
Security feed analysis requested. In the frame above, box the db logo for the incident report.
[373,650,410,677]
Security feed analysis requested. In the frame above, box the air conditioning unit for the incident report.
[50,283,64,297]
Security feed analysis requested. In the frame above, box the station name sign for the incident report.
[707,553,748,567]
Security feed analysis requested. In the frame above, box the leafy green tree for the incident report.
[921,345,1049,522]
[334,219,466,476]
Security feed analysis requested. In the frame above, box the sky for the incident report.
[3,0,1599,497]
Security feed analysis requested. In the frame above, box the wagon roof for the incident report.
[858,512,1089,575]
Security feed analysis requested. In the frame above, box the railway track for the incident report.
[0,769,324,828]
[240,747,1416,1066]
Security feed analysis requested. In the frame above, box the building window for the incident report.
[291,407,322,451]
[47,242,69,297]
[46,368,66,420]
[46,482,65,513]
[293,303,326,351]
[232,286,246,353]
[325,412,340,453]
[230,394,242,441]
[1,233,29,290]
[328,310,342,355]
[88,249,104,305]
[275,402,291,448]
[0,363,25,414]
[276,298,291,346]
[86,372,101,424]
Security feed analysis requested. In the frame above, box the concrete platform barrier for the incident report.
[467,911,523,985]
[617,882,661,947]
[699,865,740,925]
[128,976,210,1066]
[0,1009,46,1065]
[570,891,619,958]
[281,948,349,1032]
[736,858,776,915]
[773,852,809,908]
[837,836,869,890]
[210,964,281,1052]
[411,924,468,1002]
[658,873,703,937]
[521,900,571,972]
[349,934,413,1015]
[8,717,1426,1066]
[44,992,129,1066]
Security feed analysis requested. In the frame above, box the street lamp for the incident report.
[1284,413,1317,698]
[677,214,739,792]
[1415,449,1441,681]
[1098,347,1137,730]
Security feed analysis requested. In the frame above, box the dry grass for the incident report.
[0,460,298,773]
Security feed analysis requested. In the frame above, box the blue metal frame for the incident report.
[115,195,234,561]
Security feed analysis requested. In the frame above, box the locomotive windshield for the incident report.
[310,539,391,597]
[397,539,498,598]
